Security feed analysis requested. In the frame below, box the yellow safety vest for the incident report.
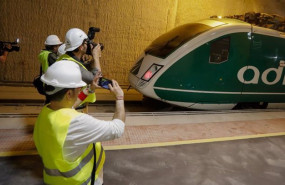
[38,50,51,73]
[57,54,96,104]
[33,106,105,185]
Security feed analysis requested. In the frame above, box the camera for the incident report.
[86,27,104,55]
[98,77,112,89]
[0,38,20,53]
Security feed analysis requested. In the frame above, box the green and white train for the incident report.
[128,18,285,110]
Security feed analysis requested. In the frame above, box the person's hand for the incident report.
[89,71,102,92]
[108,80,124,100]
[82,54,93,63]
[4,43,12,50]
[91,43,101,61]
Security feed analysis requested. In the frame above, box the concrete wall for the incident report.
[0,0,285,86]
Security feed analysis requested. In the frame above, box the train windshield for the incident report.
[145,23,212,58]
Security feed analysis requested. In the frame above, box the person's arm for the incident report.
[79,65,96,84]
[47,53,57,66]
[65,80,125,161]
[0,44,12,63]
[72,71,101,109]
[0,51,8,63]
[109,80,125,122]
[90,43,102,72]
[114,98,125,122]
[64,113,125,161]
[72,88,89,109]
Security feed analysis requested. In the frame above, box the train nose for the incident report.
[129,53,164,93]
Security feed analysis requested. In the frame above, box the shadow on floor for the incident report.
[0,155,43,185]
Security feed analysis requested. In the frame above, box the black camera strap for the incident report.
[90,143,96,185]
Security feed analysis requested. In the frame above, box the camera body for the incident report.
[0,38,20,54]
[86,27,104,55]
[6,45,20,52]
[0,38,20,53]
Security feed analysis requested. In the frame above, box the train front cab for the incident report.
[129,19,285,109]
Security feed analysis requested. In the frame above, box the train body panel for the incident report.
[128,18,285,109]
[240,32,285,103]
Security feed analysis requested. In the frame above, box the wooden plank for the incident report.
[0,86,143,101]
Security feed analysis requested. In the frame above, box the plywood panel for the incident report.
[0,0,176,85]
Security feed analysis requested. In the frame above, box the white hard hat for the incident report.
[44,35,62,45]
[41,60,86,89]
[57,44,66,57]
[65,28,88,51]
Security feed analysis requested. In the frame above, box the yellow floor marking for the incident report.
[1,132,285,157]
[0,150,38,157]
[104,132,285,150]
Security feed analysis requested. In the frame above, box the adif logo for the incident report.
[237,65,285,85]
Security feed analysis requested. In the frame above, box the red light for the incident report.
[143,71,153,80]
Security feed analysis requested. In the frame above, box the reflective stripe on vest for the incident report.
[44,144,104,178]
[38,50,52,73]
[57,54,96,103]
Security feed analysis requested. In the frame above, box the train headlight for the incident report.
[141,64,163,81]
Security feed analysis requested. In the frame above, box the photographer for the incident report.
[57,28,103,108]
[38,35,63,74]
[57,28,102,84]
